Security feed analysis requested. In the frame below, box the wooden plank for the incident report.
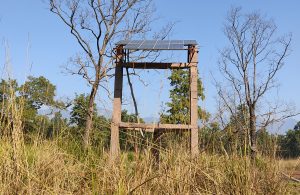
[121,62,197,69]
[121,127,154,133]
[189,46,199,156]
[110,46,124,159]
[119,122,195,130]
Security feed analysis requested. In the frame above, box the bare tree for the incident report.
[49,0,171,148]
[218,7,293,159]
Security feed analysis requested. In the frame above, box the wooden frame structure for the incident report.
[110,40,199,159]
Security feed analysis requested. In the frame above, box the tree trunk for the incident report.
[84,85,98,149]
[249,105,257,159]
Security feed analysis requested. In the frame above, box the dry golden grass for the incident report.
[279,158,300,171]
[0,137,298,194]
[0,73,299,194]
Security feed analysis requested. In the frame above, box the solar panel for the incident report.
[116,40,197,50]
[170,44,185,50]
[156,40,170,44]
[171,40,184,44]
[153,44,169,50]
[184,40,197,45]
[138,44,156,50]
[116,40,130,45]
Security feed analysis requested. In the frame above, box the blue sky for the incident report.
[0,0,299,120]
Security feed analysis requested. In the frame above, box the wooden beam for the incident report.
[110,46,123,159]
[119,122,195,130]
[120,62,197,69]
[189,46,199,156]
[121,127,154,133]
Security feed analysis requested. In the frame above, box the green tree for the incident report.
[0,76,64,137]
[0,77,61,133]
[20,76,63,133]
[70,94,96,128]
[70,93,111,148]
[121,110,144,123]
[20,76,58,109]
[160,69,207,124]
[279,122,300,158]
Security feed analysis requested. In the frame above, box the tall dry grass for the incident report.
[0,137,297,194]
[0,72,298,194]
[2,27,300,193]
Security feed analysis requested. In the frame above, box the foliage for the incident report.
[121,110,144,123]
[69,93,111,148]
[0,76,66,137]
[70,94,94,128]
[20,76,59,109]
[160,69,208,124]
[21,76,63,133]
[278,122,300,158]
[69,93,110,129]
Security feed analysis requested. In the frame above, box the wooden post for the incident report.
[189,46,199,156]
[110,46,124,159]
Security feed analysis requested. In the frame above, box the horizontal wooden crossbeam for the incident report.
[120,62,197,69]
[119,122,196,131]
[122,127,155,133]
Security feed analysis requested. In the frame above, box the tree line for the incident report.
[0,73,299,158]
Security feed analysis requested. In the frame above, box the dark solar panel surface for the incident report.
[115,40,197,50]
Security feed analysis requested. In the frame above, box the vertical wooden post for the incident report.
[110,46,124,159]
[189,46,199,156]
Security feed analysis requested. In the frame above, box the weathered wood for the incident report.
[121,62,197,69]
[110,46,124,159]
[121,127,154,133]
[189,46,199,156]
[110,41,200,159]
[119,122,195,130]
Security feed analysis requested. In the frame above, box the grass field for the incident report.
[1,136,300,194]
[0,82,299,194]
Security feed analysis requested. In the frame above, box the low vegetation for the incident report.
[1,137,299,194]
[0,79,299,194]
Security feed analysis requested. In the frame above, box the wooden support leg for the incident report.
[190,47,199,156]
[110,65,123,160]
